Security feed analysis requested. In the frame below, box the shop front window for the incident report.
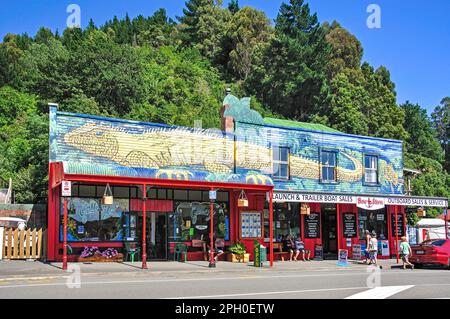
[168,192,230,251]
[60,197,125,242]
[265,203,300,241]
[358,208,387,240]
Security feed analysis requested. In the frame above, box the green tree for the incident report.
[224,6,273,81]
[70,30,146,115]
[228,0,240,14]
[431,97,450,172]
[324,21,363,79]
[0,34,26,87]
[61,27,84,51]
[245,0,331,121]
[178,0,231,62]
[328,70,368,135]
[18,38,81,102]
[134,9,178,48]
[60,93,103,116]
[404,153,450,217]
[131,46,226,128]
[401,101,444,163]
[0,87,48,203]
[360,63,408,140]
[34,27,54,44]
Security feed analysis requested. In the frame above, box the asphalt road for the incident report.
[0,266,449,299]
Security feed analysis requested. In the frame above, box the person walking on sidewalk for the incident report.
[363,230,372,264]
[399,236,414,270]
[368,231,380,268]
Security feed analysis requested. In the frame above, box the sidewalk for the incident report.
[0,258,400,280]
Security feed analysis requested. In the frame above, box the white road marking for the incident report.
[346,285,414,299]
[166,287,369,299]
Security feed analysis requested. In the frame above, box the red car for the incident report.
[410,239,450,268]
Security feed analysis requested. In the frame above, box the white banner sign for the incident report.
[356,197,385,210]
[273,192,448,208]
[62,181,71,197]
[272,192,354,204]
[384,197,448,208]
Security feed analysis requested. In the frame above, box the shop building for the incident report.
[47,94,448,263]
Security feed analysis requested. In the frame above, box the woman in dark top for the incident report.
[283,234,295,261]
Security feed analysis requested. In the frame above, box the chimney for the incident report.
[220,88,234,133]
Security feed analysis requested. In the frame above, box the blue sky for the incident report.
[1,0,449,114]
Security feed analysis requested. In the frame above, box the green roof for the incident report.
[263,118,341,133]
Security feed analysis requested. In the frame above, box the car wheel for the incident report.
[413,263,423,269]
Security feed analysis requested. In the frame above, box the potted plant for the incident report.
[227,242,249,263]
[78,246,123,262]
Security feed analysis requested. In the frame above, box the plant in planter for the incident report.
[79,246,123,262]
[227,242,250,263]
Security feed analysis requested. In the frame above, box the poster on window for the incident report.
[240,211,262,239]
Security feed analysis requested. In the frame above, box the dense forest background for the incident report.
[0,0,448,218]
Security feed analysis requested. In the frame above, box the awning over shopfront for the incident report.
[50,161,274,192]
[272,190,448,208]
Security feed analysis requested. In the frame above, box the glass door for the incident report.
[137,212,168,260]
[321,204,337,257]
[152,212,168,260]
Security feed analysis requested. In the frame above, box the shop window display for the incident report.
[60,197,125,242]
[358,208,387,240]
[168,198,229,249]
[265,203,300,241]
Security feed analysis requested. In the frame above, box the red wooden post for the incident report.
[62,197,68,271]
[47,164,55,261]
[269,189,274,267]
[209,190,216,268]
[445,210,448,239]
[336,204,341,252]
[395,205,399,264]
[142,184,148,269]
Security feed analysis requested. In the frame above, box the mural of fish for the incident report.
[62,121,364,183]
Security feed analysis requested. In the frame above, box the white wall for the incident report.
[417,226,447,243]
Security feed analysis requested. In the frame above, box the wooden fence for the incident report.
[2,228,43,260]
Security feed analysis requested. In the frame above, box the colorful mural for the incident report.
[49,93,404,194]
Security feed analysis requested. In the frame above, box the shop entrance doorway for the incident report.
[139,212,168,260]
[321,204,337,259]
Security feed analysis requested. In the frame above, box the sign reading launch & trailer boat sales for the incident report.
[273,192,354,204]
[273,192,448,207]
